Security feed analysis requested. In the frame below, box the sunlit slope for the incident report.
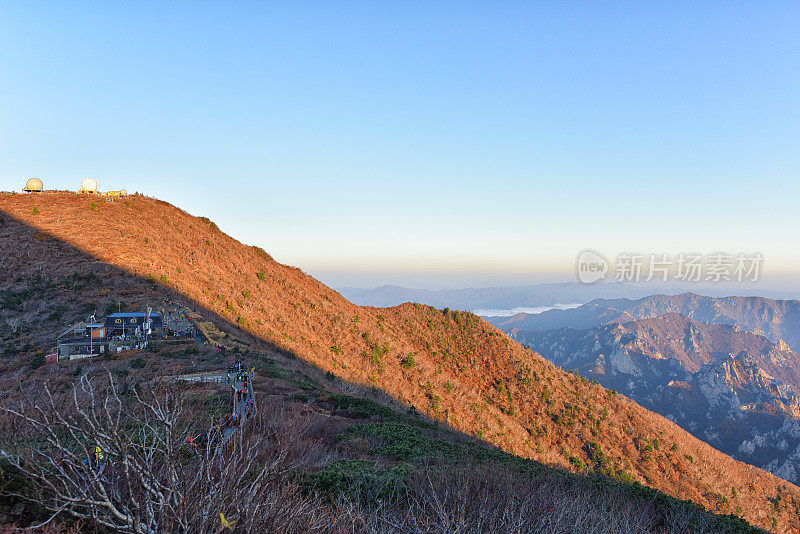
[1,191,797,532]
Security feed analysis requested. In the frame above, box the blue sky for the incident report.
[2,2,799,289]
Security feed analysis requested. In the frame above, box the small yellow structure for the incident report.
[101,189,128,198]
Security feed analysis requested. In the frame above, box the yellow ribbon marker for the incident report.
[220,512,235,529]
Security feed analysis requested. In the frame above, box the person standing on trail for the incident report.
[187,436,197,453]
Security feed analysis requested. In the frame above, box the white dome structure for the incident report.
[80,178,98,193]
[23,178,43,192]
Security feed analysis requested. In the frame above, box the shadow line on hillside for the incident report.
[0,208,497,453]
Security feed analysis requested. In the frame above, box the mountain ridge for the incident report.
[1,191,798,531]
[341,284,800,311]
[492,293,800,353]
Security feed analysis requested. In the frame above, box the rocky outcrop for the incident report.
[517,314,800,483]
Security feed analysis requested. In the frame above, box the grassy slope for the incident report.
[1,191,798,532]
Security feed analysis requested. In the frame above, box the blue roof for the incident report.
[108,312,162,318]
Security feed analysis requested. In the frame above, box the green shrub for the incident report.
[203,393,228,416]
[401,354,416,369]
[302,459,410,499]
[344,423,427,461]
[322,393,426,427]
[541,387,552,405]
[29,353,45,369]
[569,455,588,472]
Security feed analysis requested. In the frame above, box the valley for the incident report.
[494,299,800,486]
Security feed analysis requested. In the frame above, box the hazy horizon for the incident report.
[318,270,800,296]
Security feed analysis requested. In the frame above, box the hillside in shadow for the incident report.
[1,191,799,532]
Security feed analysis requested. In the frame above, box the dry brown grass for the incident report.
[1,191,798,532]
[0,377,765,534]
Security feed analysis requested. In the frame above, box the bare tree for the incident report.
[5,318,20,334]
[0,375,320,533]
[0,375,759,534]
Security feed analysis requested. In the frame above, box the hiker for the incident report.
[94,446,103,469]
[187,436,197,452]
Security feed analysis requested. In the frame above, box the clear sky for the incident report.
[2,2,799,289]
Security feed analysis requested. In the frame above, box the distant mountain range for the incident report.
[340,283,800,313]
[490,293,800,352]
[493,294,800,483]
